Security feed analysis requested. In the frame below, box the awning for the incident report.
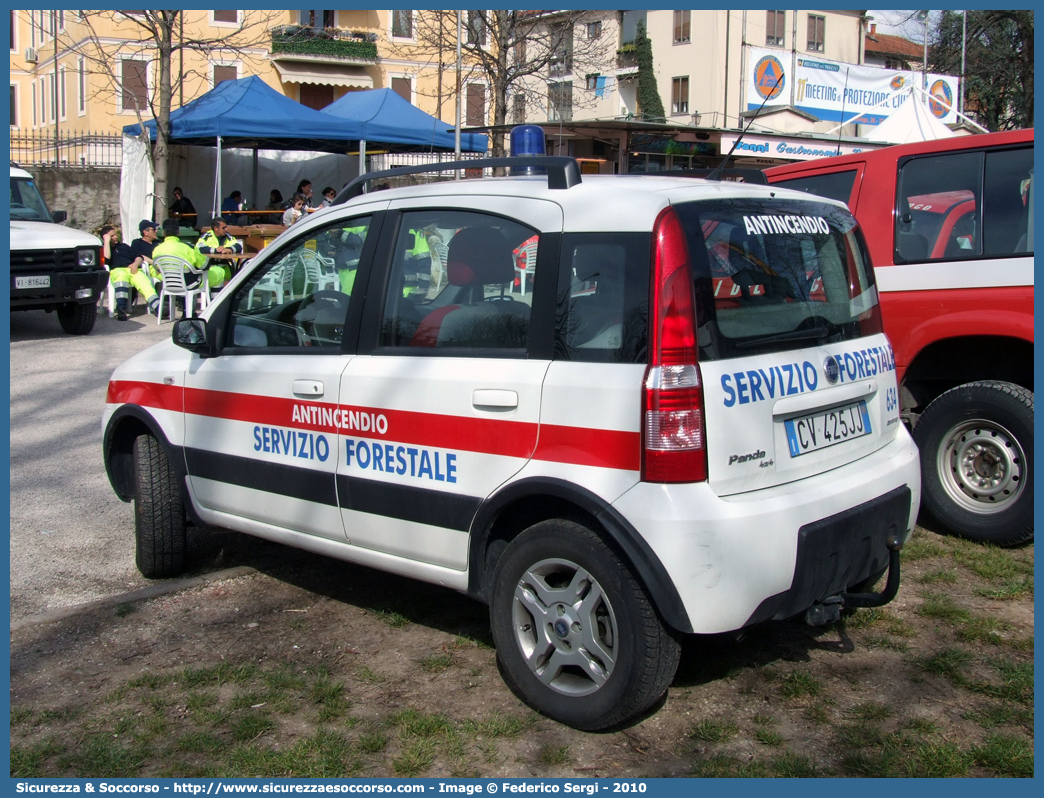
[273,61,374,89]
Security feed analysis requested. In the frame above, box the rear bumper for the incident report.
[611,427,920,634]
[10,269,109,309]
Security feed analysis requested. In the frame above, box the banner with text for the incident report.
[745,46,961,126]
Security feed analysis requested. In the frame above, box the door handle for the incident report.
[473,389,518,409]
[293,380,324,398]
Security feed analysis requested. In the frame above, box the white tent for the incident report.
[867,89,956,145]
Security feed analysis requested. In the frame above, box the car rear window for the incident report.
[674,198,879,361]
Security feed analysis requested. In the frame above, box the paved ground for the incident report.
[9,305,211,622]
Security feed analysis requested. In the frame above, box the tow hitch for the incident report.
[804,531,904,626]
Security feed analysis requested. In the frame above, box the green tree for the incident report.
[930,10,1033,131]
[634,20,665,122]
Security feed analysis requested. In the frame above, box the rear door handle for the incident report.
[473,389,518,409]
[293,380,324,398]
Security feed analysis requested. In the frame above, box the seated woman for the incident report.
[265,189,284,224]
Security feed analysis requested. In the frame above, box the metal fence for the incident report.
[9,131,488,175]
[10,129,124,168]
[367,150,491,187]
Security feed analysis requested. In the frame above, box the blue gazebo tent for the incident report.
[320,87,488,153]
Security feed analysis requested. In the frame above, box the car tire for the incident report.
[914,381,1033,547]
[57,301,97,335]
[133,433,187,578]
[489,519,680,731]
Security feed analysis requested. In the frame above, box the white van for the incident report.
[10,164,106,334]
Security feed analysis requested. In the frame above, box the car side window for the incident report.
[773,169,858,206]
[378,210,539,351]
[226,216,371,350]
[895,151,983,262]
[554,233,649,363]
[983,147,1033,256]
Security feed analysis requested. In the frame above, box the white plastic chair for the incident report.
[299,249,340,294]
[104,263,117,317]
[248,253,298,308]
[515,238,538,295]
[154,254,210,324]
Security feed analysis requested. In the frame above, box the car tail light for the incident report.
[859,292,884,337]
[642,207,707,483]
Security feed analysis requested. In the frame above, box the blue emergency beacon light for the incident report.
[509,125,547,175]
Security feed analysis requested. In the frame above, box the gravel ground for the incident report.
[10,305,189,621]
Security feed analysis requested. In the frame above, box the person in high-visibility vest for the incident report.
[403,227,431,297]
[104,220,161,320]
[338,223,368,294]
[153,218,224,291]
[196,215,243,285]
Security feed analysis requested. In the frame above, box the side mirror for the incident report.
[172,318,213,355]
[52,210,68,224]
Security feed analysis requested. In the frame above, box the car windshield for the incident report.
[10,176,54,222]
[674,197,880,359]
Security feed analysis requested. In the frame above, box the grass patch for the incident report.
[907,740,971,777]
[950,544,1033,582]
[10,739,62,777]
[175,731,227,755]
[837,723,887,750]
[981,657,1033,704]
[974,576,1033,601]
[770,751,823,778]
[863,634,909,652]
[689,719,739,743]
[181,662,257,688]
[754,727,785,747]
[962,702,1033,731]
[372,609,410,629]
[391,709,454,739]
[56,733,145,777]
[841,607,885,629]
[263,665,308,692]
[902,535,946,561]
[972,734,1034,777]
[418,653,455,674]
[916,591,969,623]
[357,730,388,753]
[849,701,892,721]
[778,670,822,699]
[539,744,570,765]
[899,717,939,734]
[918,568,959,585]
[392,738,436,777]
[957,616,1013,647]
[914,647,973,683]
[228,712,275,742]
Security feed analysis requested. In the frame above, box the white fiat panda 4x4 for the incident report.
[103,156,920,730]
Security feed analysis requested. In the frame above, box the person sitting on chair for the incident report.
[196,215,243,285]
[220,190,245,225]
[153,218,225,295]
[103,222,161,320]
[170,187,197,227]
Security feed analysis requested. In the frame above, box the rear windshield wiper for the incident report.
[733,325,831,350]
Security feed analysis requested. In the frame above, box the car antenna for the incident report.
[707,72,783,182]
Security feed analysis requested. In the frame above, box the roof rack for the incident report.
[333,155,583,204]
[663,168,768,185]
